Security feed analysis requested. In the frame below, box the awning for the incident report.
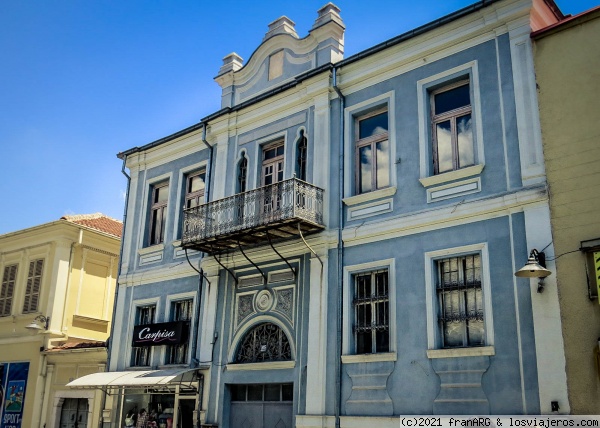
[66,368,200,393]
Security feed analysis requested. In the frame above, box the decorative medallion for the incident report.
[255,290,273,312]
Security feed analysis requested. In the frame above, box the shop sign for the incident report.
[132,321,189,347]
[0,362,30,428]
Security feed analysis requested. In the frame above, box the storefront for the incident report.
[67,368,202,427]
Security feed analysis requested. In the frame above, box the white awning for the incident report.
[66,368,199,390]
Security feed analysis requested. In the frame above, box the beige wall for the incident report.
[0,220,120,426]
[534,9,600,414]
[44,348,106,428]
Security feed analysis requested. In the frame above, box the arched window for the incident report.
[237,156,248,193]
[235,322,292,363]
[296,131,307,181]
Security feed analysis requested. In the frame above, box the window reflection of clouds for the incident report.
[376,140,389,188]
[457,114,473,168]
[360,145,373,193]
[436,122,453,173]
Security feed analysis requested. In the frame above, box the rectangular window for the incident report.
[436,254,484,348]
[431,81,474,175]
[0,264,18,317]
[353,269,389,354]
[149,182,169,246]
[355,110,389,194]
[165,299,193,365]
[185,171,206,209]
[131,305,156,366]
[23,259,43,313]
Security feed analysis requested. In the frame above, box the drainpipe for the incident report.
[332,66,345,428]
[103,156,130,425]
[188,123,214,428]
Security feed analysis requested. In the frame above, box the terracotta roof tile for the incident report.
[46,341,106,352]
[61,213,123,237]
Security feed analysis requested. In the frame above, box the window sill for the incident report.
[343,187,397,207]
[341,352,397,364]
[157,364,189,370]
[419,164,484,188]
[138,243,165,255]
[226,361,295,371]
[426,346,495,359]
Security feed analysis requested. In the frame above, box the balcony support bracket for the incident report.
[238,240,267,285]
[212,251,238,286]
[266,230,296,278]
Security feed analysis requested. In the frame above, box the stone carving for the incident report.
[237,294,254,324]
[275,288,294,322]
[255,290,273,312]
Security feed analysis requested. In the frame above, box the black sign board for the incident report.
[131,321,189,347]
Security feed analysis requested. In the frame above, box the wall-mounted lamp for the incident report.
[25,315,50,332]
[514,249,552,293]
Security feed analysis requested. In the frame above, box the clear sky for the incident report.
[0,0,596,235]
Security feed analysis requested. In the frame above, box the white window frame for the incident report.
[342,258,397,363]
[174,161,208,241]
[127,297,160,369]
[424,243,495,358]
[343,91,397,202]
[162,292,196,367]
[417,61,485,186]
[137,172,173,251]
[251,131,288,191]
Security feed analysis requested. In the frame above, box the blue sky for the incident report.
[0,0,596,235]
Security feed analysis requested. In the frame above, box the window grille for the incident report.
[436,254,484,348]
[235,323,292,363]
[353,269,389,354]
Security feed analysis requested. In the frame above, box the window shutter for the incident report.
[23,259,43,313]
[0,265,18,316]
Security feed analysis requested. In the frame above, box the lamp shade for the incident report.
[514,254,552,278]
[25,321,44,331]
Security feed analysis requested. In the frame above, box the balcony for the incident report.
[182,178,324,254]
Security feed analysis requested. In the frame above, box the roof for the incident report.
[61,213,123,237]
[46,341,106,352]
[117,0,565,159]
[531,5,600,39]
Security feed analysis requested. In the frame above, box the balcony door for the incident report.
[261,142,285,218]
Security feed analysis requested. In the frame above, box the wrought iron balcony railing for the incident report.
[182,178,324,254]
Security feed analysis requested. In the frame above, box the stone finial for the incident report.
[312,2,344,30]
[263,16,298,41]
[217,52,244,76]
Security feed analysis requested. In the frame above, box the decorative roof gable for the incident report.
[215,3,345,109]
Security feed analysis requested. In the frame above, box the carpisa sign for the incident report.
[132,321,189,347]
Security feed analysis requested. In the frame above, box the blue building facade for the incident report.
[88,1,570,426]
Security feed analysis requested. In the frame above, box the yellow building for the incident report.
[0,214,121,427]
[533,7,600,414]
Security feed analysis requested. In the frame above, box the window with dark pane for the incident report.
[185,171,206,209]
[230,384,293,402]
[0,264,17,317]
[436,254,484,348]
[355,110,389,194]
[431,81,474,175]
[166,299,193,365]
[23,259,43,313]
[149,182,169,246]
[353,269,389,354]
[237,157,248,193]
[131,304,156,366]
[296,131,308,181]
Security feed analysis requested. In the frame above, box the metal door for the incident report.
[230,384,293,428]
[59,398,89,428]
